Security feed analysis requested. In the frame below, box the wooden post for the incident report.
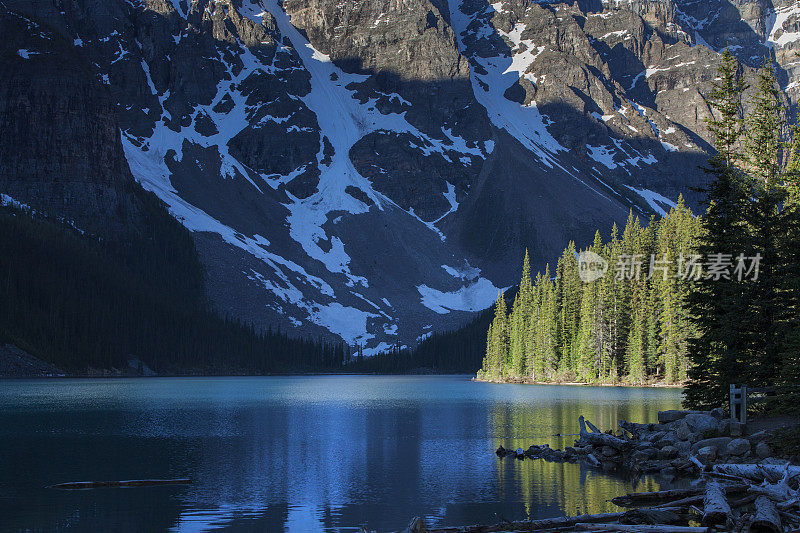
[741,384,747,425]
[729,384,747,425]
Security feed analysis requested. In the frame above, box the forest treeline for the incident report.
[479,52,800,408]
[478,202,700,386]
[0,187,349,374]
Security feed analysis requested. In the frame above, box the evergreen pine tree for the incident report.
[684,160,753,407]
[741,58,786,389]
[626,283,648,384]
[745,58,784,186]
[491,291,509,377]
[706,48,748,167]
[532,271,545,379]
[509,294,525,377]
[684,50,752,408]
[540,265,559,376]
[556,242,581,376]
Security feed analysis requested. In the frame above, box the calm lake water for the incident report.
[0,375,683,532]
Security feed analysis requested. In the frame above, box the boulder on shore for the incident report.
[755,442,772,459]
[658,410,691,423]
[697,446,718,464]
[725,438,750,456]
[658,445,678,459]
[683,413,720,436]
[691,437,732,454]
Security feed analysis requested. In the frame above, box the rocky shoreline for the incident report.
[397,409,800,533]
[494,409,792,479]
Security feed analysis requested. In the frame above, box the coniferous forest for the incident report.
[479,52,800,408]
[477,202,701,386]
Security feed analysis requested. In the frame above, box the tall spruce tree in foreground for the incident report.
[743,58,786,388]
[683,49,751,408]
[682,159,752,407]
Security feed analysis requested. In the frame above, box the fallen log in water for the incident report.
[421,508,686,533]
[584,453,601,467]
[688,456,706,472]
[649,488,745,511]
[751,495,782,533]
[701,481,730,526]
[652,494,707,509]
[584,419,602,433]
[578,416,629,451]
[49,478,191,490]
[612,487,713,507]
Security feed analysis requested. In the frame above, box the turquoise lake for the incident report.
[0,375,683,531]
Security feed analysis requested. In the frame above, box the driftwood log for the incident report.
[421,508,686,533]
[613,485,746,508]
[751,495,782,533]
[584,453,601,467]
[612,488,705,507]
[578,416,629,451]
[713,464,800,482]
[701,481,730,526]
[688,456,706,471]
[49,478,191,489]
[584,418,602,433]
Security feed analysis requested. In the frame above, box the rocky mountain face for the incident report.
[1,6,146,234]
[2,0,798,354]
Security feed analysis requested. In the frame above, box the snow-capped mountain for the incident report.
[2,0,797,353]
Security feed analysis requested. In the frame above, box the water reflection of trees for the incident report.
[489,392,675,519]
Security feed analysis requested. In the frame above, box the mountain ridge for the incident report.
[2,0,798,354]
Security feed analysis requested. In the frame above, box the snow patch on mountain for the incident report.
[121,134,393,343]
[447,0,618,201]
[767,4,800,47]
[442,263,480,281]
[625,186,677,217]
[307,302,377,345]
[417,278,501,315]
[588,145,618,169]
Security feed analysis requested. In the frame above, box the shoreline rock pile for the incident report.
[495,409,791,480]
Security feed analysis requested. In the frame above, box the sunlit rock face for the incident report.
[1,0,793,353]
